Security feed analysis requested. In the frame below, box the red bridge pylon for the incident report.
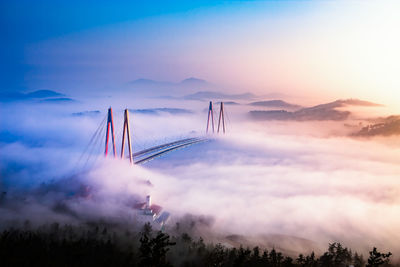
[105,107,117,157]
[206,101,215,134]
[121,108,133,164]
[217,102,225,134]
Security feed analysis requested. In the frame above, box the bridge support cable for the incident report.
[217,102,226,134]
[121,108,133,164]
[105,107,117,157]
[206,101,215,134]
[74,114,107,170]
[76,106,215,171]
[84,119,107,170]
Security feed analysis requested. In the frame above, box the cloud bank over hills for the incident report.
[0,90,64,100]
[355,115,400,137]
[1,88,400,257]
[249,100,302,110]
[129,108,193,115]
[0,90,77,104]
[127,77,214,97]
[184,91,256,101]
[249,99,383,121]
[126,77,261,101]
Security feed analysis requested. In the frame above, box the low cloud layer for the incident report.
[1,97,400,258]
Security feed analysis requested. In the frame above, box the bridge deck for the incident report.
[133,137,209,164]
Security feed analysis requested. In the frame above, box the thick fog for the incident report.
[1,94,400,258]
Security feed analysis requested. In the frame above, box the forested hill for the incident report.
[0,222,395,267]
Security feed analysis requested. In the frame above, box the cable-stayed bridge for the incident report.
[77,101,227,170]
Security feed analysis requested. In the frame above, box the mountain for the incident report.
[129,108,193,115]
[217,101,240,105]
[354,115,400,136]
[259,92,288,99]
[40,98,76,103]
[249,99,377,121]
[129,79,173,87]
[249,100,301,110]
[128,77,212,97]
[130,78,156,84]
[130,77,208,87]
[290,104,350,121]
[340,99,382,107]
[184,91,256,101]
[26,90,64,98]
[72,110,101,117]
[250,110,293,120]
[180,77,208,86]
[0,90,65,102]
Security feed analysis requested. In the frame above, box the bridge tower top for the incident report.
[206,101,215,134]
[218,102,226,134]
[105,107,117,157]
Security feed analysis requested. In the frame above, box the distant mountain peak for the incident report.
[40,97,76,103]
[184,91,256,100]
[0,90,65,102]
[248,98,383,122]
[180,77,207,85]
[249,100,302,109]
[337,98,382,107]
[130,77,208,86]
[27,90,64,98]
[354,116,400,137]
[130,78,158,85]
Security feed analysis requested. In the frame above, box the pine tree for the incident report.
[366,247,392,267]
[151,231,176,267]
[354,252,366,267]
[139,223,153,267]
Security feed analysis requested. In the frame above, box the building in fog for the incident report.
[133,195,170,230]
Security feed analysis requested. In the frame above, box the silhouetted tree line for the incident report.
[0,222,396,267]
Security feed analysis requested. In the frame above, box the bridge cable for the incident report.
[74,114,107,171]
[82,116,107,171]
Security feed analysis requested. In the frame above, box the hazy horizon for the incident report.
[2,0,400,111]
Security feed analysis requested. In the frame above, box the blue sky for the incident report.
[1,1,311,92]
[2,1,400,109]
[1,1,210,89]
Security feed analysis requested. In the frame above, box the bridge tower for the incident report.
[217,102,226,134]
[121,108,133,164]
[105,107,117,157]
[206,101,215,133]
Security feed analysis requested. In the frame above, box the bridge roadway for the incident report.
[132,137,209,165]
